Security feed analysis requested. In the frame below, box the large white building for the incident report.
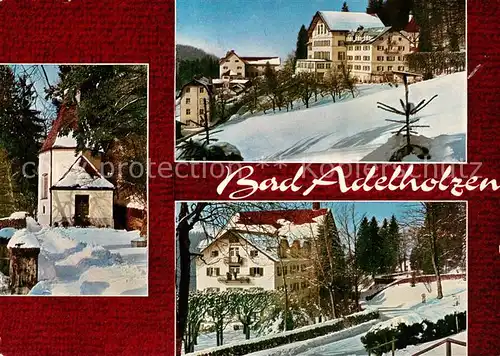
[295,11,420,82]
[196,206,337,301]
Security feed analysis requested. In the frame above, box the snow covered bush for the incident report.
[193,310,379,356]
[361,311,466,355]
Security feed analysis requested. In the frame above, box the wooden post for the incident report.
[9,246,40,295]
[445,340,452,356]
[392,338,395,356]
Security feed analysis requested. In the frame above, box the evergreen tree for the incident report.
[341,2,349,12]
[387,215,401,271]
[366,0,383,15]
[0,66,45,213]
[378,218,390,273]
[295,25,309,61]
[176,56,219,91]
[50,65,147,211]
[357,216,384,278]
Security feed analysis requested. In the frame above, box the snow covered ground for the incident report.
[261,279,467,356]
[10,218,149,296]
[182,73,466,162]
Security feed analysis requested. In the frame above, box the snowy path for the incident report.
[183,73,466,162]
[295,280,467,356]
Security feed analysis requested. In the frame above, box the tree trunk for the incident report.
[428,203,444,299]
[245,317,251,339]
[176,203,191,356]
[328,288,337,319]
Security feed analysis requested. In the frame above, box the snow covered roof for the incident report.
[220,50,281,66]
[52,155,114,190]
[198,208,330,258]
[40,104,78,152]
[7,229,40,249]
[243,57,281,66]
[313,11,385,32]
[346,27,392,44]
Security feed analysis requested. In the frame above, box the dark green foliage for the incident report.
[356,217,384,277]
[366,0,383,15]
[295,25,309,60]
[176,56,219,91]
[0,66,45,213]
[196,311,379,356]
[341,2,349,12]
[406,52,465,79]
[361,312,466,355]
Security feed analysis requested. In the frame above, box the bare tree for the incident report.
[334,203,365,311]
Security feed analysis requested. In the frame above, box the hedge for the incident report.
[361,311,466,356]
[192,310,380,356]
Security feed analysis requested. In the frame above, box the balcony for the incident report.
[224,255,244,265]
[217,275,251,284]
[384,48,401,55]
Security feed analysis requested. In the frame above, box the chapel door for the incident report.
[75,195,90,226]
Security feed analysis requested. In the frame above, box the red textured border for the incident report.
[0,0,498,355]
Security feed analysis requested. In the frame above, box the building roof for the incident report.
[346,26,392,44]
[220,50,281,66]
[313,11,385,33]
[52,155,114,190]
[40,104,79,153]
[404,15,420,33]
[177,77,213,98]
[237,209,329,228]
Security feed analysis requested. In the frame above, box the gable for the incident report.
[52,155,114,190]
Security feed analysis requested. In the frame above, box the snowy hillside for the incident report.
[245,279,467,356]
[186,73,466,162]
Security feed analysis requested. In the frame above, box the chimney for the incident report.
[278,238,289,259]
[312,202,320,210]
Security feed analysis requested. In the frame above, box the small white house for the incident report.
[37,104,115,227]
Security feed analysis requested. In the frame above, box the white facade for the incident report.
[196,231,314,300]
[37,148,80,226]
[51,190,114,228]
[37,132,113,227]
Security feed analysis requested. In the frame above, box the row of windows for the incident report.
[313,51,331,60]
[209,249,259,258]
[377,66,406,72]
[206,287,264,292]
[276,264,308,276]
[185,108,205,115]
[222,65,243,70]
[278,281,309,292]
[347,55,371,61]
[348,65,405,72]
[185,87,205,94]
[185,98,208,105]
[313,40,331,47]
[376,56,403,61]
[206,267,264,277]
[316,23,327,35]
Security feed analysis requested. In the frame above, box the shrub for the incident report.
[361,311,466,355]
[193,310,379,356]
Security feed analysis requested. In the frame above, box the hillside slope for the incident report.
[184,72,466,162]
